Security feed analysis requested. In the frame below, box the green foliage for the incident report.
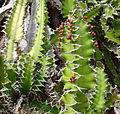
[31,101,60,114]
[112,0,120,9]
[94,48,103,60]
[103,48,118,76]
[79,1,87,10]
[62,0,75,17]
[106,30,120,44]
[72,91,89,113]
[104,5,117,19]
[50,0,119,113]
[84,6,102,22]
[32,56,50,91]
[86,0,97,3]
[115,76,120,87]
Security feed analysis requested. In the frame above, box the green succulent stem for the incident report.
[5,0,28,62]
[91,68,107,113]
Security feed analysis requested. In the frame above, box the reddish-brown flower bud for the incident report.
[69,24,73,27]
[95,41,98,45]
[83,16,88,19]
[66,34,72,39]
[71,78,76,82]
[71,76,76,79]
[66,35,70,39]
[68,28,73,31]
[69,33,72,37]
[88,24,94,29]
[64,21,67,24]
[58,33,63,37]
[91,32,96,36]
[95,41,99,48]
[66,19,69,22]
[59,30,63,33]
[59,25,64,29]
[58,37,61,40]
[69,20,73,23]
[61,22,64,25]
[95,45,99,48]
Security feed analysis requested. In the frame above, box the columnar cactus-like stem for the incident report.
[5,0,28,63]
[51,8,95,114]
[91,68,107,113]
[19,0,51,93]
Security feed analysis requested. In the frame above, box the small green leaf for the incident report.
[115,76,120,86]
[72,91,89,112]
[103,48,118,76]
[79,1,87,10]
[104,6,117,19]
[62,0,75,17]
[62,93,76,105]
[94,48,103,60]
[101,17,109,31]
[106,30,120,44]
[75,74,95,89]
[112,0,120,9]
[86,0,97,3]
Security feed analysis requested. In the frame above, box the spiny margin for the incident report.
[18,55,34,94]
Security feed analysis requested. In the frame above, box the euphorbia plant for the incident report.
[0,0,120,113]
